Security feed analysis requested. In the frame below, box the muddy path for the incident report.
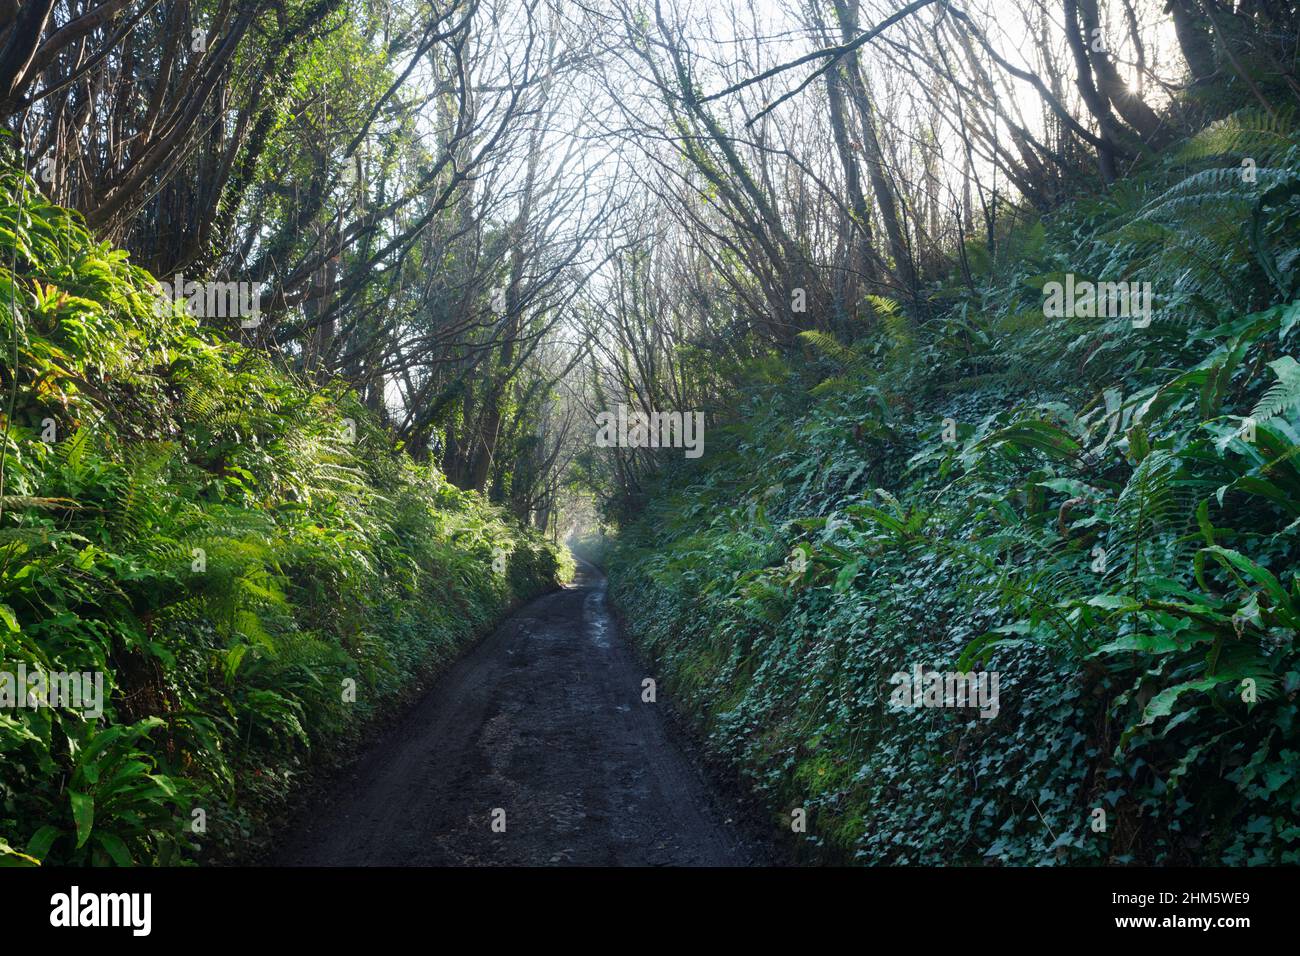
[272,562,773,866]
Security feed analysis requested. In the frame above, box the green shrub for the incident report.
[0,163,569,865]
[607,111,1300,866]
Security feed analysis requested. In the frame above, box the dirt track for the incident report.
[273,562,770,866]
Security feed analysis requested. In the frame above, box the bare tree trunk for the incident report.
[832,0,918,301]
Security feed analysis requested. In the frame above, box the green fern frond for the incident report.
[798,329,861,368]
[1250,356,1300,423]
[1180,107,1298,164]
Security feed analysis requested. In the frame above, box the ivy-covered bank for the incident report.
[606,111,1300,866]
[0,166,571,866]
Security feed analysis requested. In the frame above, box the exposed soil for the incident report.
[272,562,774,866]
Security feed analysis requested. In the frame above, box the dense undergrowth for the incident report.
[0,164,571,866]
[607,109,1300,865]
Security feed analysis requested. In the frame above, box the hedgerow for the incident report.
[607,109,1300,865]
[0,163,571,866]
